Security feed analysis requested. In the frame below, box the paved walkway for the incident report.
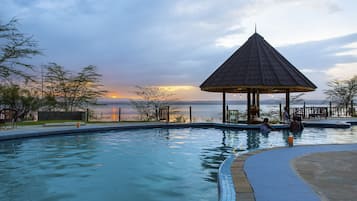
[293,150,357,201]
[243,144,357,201]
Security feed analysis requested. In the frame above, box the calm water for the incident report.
[1,127,357,201]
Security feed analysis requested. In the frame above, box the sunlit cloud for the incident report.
[300,68,326,73]
[106,92,122,99]
[325,62,357,80]
[215,33,245,48]
[335,42,357,56]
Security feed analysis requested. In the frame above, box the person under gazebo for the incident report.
[249,105,262,124]
[282,106,290,124]
[260,118,274,134]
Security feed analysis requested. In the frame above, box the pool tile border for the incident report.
[219,155,237,201]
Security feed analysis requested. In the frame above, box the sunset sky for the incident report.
[1,0,357,101]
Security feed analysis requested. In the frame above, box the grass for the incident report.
[13,120,79,126]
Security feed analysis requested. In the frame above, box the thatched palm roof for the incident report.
[200,33,317,93]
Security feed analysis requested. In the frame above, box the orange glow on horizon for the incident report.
[158,85,195,92]
[105,85,206,100]
[106,92,122,99]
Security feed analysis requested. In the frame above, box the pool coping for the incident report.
[228,147,280,201]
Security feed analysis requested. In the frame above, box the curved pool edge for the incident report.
[0,122,289,141]
[218,155,237,201]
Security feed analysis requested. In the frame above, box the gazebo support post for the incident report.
[247,90,251,123]
[252,91,256,105]
[222,92,226,123]
[257,91,260,117]
[286,90,290,118]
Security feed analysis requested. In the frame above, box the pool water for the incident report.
[1,127,357,201]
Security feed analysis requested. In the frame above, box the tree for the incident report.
[324,76,357,106]
[0,84,41,121]
[130,86,176,121]
[291,93,305,105]
[42,63,107,111]
[0,18,41,82]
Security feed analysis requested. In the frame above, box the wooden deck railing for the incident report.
[290,102,356,119]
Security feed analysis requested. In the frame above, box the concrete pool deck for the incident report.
[231,144,357,201]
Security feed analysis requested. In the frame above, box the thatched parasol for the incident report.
[200,32,316,122]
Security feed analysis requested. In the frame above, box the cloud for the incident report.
[278,33,357,70]
[300,69,326,73]
[272,0,342,13]
[1,0,357,100]
[325,63,357,80]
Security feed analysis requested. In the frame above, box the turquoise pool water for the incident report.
[1,127,357,201]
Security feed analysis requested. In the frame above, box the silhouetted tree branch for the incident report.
[130,86,176,121]
[324,76,357,106]
[0,18,41,82]
[43,63,107,111]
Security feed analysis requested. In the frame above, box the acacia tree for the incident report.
[0,84,41,121]
[130,86,176,121]
[324,76,357,106]
[291,93,305,105]
[0,18,41,82]
[43,63,107,111]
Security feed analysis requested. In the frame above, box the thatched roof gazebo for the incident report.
[200,32,317,123]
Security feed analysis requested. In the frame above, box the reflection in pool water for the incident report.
[1,127,357,201]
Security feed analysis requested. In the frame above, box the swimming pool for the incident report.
[1,127,357,201]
